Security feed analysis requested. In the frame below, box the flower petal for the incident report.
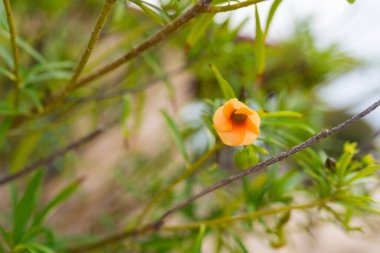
[235,107,254,116]
[217,127,245,146]
[241,131,259,145]
[248,111,261,128]
[223,98,247,117]
[213,107,232,131]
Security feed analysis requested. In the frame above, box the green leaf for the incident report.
[143,54,174,98]
[337,142,357,183]
[192,224,206,253]
[250,144,269,155]
[0,30,47,64]
[162,111,190,165]
[186,14,215,49]
[10,132,41,173]
[130,0,168,26]
[32,178,82,229]
[0,1,7,30]
[0,117,12,148]
[262,111,303,119]
[264,0,282,36]
[17,244,56,253]
[121,94,132,137]
[210,64,236,100]
[347,0,355,3]
[28,61,74,74]
[24,70,71,84]
[0,102,17,116]
[231,232,249,253]
[262,119,315,134]
[345,164,380,185]
[0,44,13,68]
[12,170,44,244]
[21,88,43,113]
[0,225,11,248]
[254,5,266,75]
[0,66,16,80]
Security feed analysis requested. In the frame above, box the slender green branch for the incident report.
[73,0,268,88]
[66,99,380,252]
[68,200,326,253]
[136,144,222,225]
[58,0,117,99]
[3,0,21,107]
[73,2,210,89]
[0,127,105,187]
[205,0,267,13]
[162,200,326,231]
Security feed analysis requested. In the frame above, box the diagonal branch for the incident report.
[67,98,380,252]
[72,0,267,89]
[0,127,105,187]
[57,0,117,100]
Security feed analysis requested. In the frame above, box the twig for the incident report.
[3,0,21,105]
[0,127,105,187]
[67,98,380,252]
[69,62,191,104]
[56,0,117,101]
[162,199,326,231]
[72,0,267,89]
[205,0,267,13]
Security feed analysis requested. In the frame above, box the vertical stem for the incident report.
[62,0,117,97]
[3,0,21,105]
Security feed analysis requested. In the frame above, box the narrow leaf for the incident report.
[32,178,82,228]
[210,64,236,100]
[262,111,302,119]
[162,111,190,165]
[192,224,206,253]
[264,0,282,36]
[186,14,215,49]
[12,170,44,244]
[254,5,266,75]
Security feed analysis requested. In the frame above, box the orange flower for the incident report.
[213,98,261,146]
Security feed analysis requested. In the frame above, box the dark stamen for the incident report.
[231,110,247,123]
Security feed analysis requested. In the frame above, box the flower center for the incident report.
[231,110,247,123]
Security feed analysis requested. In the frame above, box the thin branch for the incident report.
[57,0,117,99]
[73,1,211,89]
[162,199,326,231]
[67,98,380,252]
[68,62,191,104]
[0,127,105,187]
[3,0,21,107]
[205,0,267,13]
[73,0,267,89]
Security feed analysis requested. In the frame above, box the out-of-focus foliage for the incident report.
[0,0,378,253]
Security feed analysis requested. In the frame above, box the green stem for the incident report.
[57,0,117,102]
[3,0,21,105]
[205,0,267,13]
[162,199,327,231]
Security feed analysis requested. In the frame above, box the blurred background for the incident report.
[0,0,379,252]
